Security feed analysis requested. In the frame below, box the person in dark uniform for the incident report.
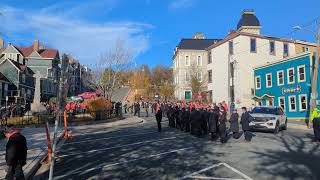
[190,107,197,135]
[174,106,181,130]
[229,109,240,138]
[183,107,191,132]
[155,103,162,132]
[209,105,219,140]
[191,108,202,137]
[179,108,185,131]
[240,107,252,142]
[201,108,209,136]
[168,105,175,128]
[5,128,27,180]
[218,104,227,143]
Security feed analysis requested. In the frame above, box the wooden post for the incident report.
[63,110,70,140]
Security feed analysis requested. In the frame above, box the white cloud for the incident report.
[0,3,153,65]
[169,0,195,10]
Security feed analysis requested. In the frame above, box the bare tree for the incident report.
[190,63,207,101]
[85,39,133,100]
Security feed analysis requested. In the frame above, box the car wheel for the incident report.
[274,121,280,134]
[283,119,288,130]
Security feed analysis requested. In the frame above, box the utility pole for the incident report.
[310,23,320,112]
[227,53,231,111]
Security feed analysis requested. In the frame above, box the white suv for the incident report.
[249,106,287,133]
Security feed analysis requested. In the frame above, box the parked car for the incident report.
[249,106,287,133]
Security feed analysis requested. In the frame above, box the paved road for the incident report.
[49,112,320,180]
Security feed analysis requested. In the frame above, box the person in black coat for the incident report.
[174,106,181,130]
[168,106,175,128]
[5,128,27,180]
[183,107,191,132]
[179,108,185,131]
[209,106,219,140]
[191,108,202,137]
[240,107,252,142]
[156,106,163,132]
[229,109,240,138]
[218,105,227,143]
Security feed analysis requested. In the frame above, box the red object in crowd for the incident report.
[71,103,76,110]
[78,92,97,99]
[223,103,229,112]
[65,104,71,111]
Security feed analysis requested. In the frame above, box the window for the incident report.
[208,70,212,83]
[17,54,20,63]
[266,73,272,88]
[277,70,284,86]
[288,95,296,112]
[299,94,307,111]
[283,43,289,57]
[250,38,256,53]
[297,65,306,82]
[278,97,285,111]
[197,72,202,82]
[21,88,25,96]
[185,56,190,66]
[302,46,309,52]
[208,51,212,64]
[185,71,190,82]
[229,41,233,55]
[287,68,295,84]
[21,74,26,83]
[197,56,202,66]
[255,76,261,89]
[269,41,275,55]
[267,99,274,106]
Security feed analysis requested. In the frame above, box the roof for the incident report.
[237,11,261,29]
[38,49,58,58]
[0,72,10,83]
[17,44,59,59]
[6,59,35,74]
[177,39,221,50]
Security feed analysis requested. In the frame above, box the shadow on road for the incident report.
[250,133,320,180]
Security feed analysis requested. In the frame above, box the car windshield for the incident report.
[251,107,277,115]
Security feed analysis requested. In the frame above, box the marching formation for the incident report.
[154,101,253,143]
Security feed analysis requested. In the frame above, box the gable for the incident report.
[29,50,42,57]
[2,44,22,55]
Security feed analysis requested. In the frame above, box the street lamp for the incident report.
[293,22,320,117]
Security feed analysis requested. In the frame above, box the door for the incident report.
[185,91,191,100]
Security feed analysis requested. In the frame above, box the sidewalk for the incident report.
[0,126,63,180]
[287,120,310,131]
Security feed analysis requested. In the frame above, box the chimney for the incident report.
[192,32,205,39]
[33,40,39,51]
[0,38,3,49]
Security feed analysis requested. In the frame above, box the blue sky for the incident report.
[0,0,319,68]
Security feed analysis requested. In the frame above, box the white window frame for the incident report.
[278,96,285,112]
[277,70,284,86]
[287,68,295,84]
[288,95,297,112]
[197,55,202,66]
[185,56,190,66]
[255,76,261,89]
[266,73,272,88]
[298,94,307,111]
[297,65,306,82]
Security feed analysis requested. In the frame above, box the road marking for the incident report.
[189,176,244,180]
[79,147,193,175]
[60,136,177,157]
[64,131,158,145]
[179,163,253,180]
[221,163,253,180]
